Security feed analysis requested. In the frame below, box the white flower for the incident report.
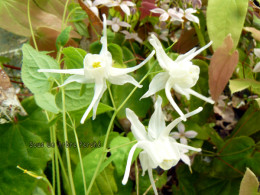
[84,0,99,17]
[121,30,143,43]
[183,8,199,24]
[141,34,214,121]
[93,0,135,16]
[253,48,260,72]
[107,17,131,32]
[122,96,202,195]
[38,14,155,124]
[170,122,198,145]
[150,8,183,22]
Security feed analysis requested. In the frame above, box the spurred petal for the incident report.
[175,48,197,62]
[253,62,260,72]
[185,130,198,138]
[61,75,93,87]
[38,68,84,75]
[148,96,166,139]
[187,88,214,104]
[140,72,169,99]
[109,50,155,76]
[174,142,201,152]
[148,168,159,195]
[80,78,107,123]
[165,80,186,121]
[149,34,174,70]
[126,108,149,141]
[100,14,108,55]
[108,74,142,88]
[120,4,131,15]
[177,122,185,133]
[122,143,139,185]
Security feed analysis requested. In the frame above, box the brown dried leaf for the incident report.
[139,0,159,20]
[244,27,260,42]
[78,0,103,41]
[209,34,239,101]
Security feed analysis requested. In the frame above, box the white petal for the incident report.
[185,13,199,24]
[148,96,166,139]
[135,37,143,44]
[170,132,180,139]
[254,48,260,58]
[61,75,93,87]
[159,13,169,21]
[119,21,131,28]
[148,168,159,195]
[177,122,185,133]
[120,4,130,15]
[187,88,214,104]
[150,8,166,14]
[161,107,203,137]
[112,23,120,32]
[253,62,260,72]
[165,80,186,121]
[174,142,201,152]
[185,130,198,138]
[139,151,150,176]
[90,6,99,17]
[80,79,106,123]
[180,137,188,145]
[126,108,149,141]
[175,48,197,62]
[122,143,139,185]
[100,14,108,56]
[109,50,155,76]
[38,68,84,75]
[123,1,135,7]
[140,72,169,99]
[180,153,191,166]
[149,34,174,70]
[108,74,142,88]
[185,8,197,14]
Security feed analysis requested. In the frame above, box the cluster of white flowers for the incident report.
[38,11,213,195]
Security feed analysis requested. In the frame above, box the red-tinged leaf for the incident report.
[139,0,159,20]
[209,34,239,101]
[78,0,103,41]
[244,27,260,42]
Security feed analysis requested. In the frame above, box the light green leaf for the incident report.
[56,26,72,50]
[22,44,60,94]
[207,0,248,50]
[62,47,87,69]
[108,43,124,65]
[239,168,259,195]
[229,79,260,94]
[35,92,59,114]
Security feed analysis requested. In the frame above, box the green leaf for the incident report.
[22,44,60,94]
[229,79,260,94]
[239,168,259,195]
[34,92,59,114]
[207,0,248,50]
[0,97,52,194]
[122,46,136,67]
[62,47,87,69]
[55,82,94,111]
[108,43,124,65]
[56,26,72,50]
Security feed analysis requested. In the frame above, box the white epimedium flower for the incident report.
[170,122,198,145]
[122,96,202,195]
[173,7,199,24]
[93,0,135,16]
[107,17,131,32]
[150,8,183,22]
[84,0,99,17]
[141,34,214,121]
[38,14,155,124]
[121,30,143,43]
[253,48,260,72]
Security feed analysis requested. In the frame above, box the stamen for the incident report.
[92,62,101,68]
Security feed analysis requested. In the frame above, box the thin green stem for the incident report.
[62,0,70,30]
[67,112,88,194]
[27,0,38,51]
[57,148,70,188]
[107,81,116,109]
[135,160,139,195]
[61,86,76,195]
[65,7,82,25]
[53,126,61,195]
[194,23,206,56]
[86,60,157,194]
[107,140,137,152]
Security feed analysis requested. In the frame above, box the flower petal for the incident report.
[254,48,260,58]
[159,12,169,21]
[170,132,180,139]
[38,68,84,75]
[150,8,166,14]
[80,78,107,123]
[187,88,214,104]
[148,96,166,139]
[140,72,169,99]
[61,75,93,87]
[112,23,120,32]
[185,13,199,24]
[120,4,131,15]
[253,62,260,72]
[126,108,149,141]
[165,79,186,121]
[185,130,198,138]
[180,137,188,145]
[139,151,150,176]
[108,74,142,88]
[174,142,201,152]
[100,14,108,56]
[148,168,159,195]
[122,143,139,185]
[109,50,155,76]
[177,122,185,133]
[149,34,174,70]
[180,153,191,166]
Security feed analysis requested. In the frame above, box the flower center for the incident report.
[92,62,101,68]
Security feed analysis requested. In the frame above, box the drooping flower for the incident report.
[122,96,202,195]
[141,34,214,121]
[38,14,155,124]
[84,0,99,17]
[93,0,135,16]
[121,30,143,43]
[107,17,131,32]
[170,122,198,145]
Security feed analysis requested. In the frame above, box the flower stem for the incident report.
[194,23,206,56]
[135,159,139,195]
[27,0,38,51]
[86,60,157,194]
[107,81,116,109]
